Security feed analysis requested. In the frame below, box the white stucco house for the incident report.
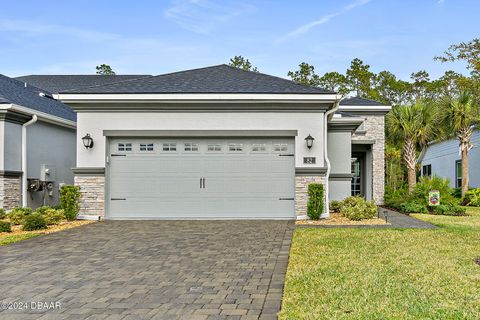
[55,65,391,220]
[420,130,480,188]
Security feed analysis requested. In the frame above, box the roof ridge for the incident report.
[220,64,334,94]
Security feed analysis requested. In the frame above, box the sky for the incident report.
[0,0,478,81]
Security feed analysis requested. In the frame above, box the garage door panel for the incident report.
[108,138,295,219]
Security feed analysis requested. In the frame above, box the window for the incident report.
[273,143,288,152]
[118,143,132,152]
[228,143,243,152]
[252,144,266,152]
[207,144,222,152]
[355,121,366,133]
[422,164,432,177]
[455,160,462,188]
[140,143,154,151]
[162,143,176,151]
[184,143,198,152]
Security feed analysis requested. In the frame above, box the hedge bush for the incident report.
[432,204,466,216]
[400,202,428,214]
[307,183,324,220]
[464,188,480,207]
[0,208,6,219]
[60,185,81,221]
[7,207,32,225]
[339,196,377,221]
[0,220,11,232]
[43,208,65,225]
[22,213,47,231]
[329,200,342,213]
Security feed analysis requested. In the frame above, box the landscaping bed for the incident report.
[0,220,94,246]
[296,213,389,226]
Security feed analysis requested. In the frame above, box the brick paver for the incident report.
[0,220,294,320]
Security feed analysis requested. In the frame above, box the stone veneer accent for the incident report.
[352,115,385,204]
[295,175,326,218]
[0,175,21,210]
[75,175,105,216]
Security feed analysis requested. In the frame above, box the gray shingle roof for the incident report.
[60,65,334,94]
[340,96,387,106]
[0,74,76,122]
[15,75,151,94]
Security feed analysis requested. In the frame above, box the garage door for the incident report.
[107,138,295,219]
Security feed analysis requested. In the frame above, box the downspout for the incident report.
[22,115,37,207]
[322,100,340,218]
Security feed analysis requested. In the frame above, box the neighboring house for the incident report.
[0,74,76,210]
[56,65,390,220]
[420,130,480,188]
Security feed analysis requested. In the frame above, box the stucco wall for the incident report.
[3,121,22,172]
[76,111,326,170]
[352,115,385,204]
[421,130,480,188]
[26,121,76,208]
[328,131,351,174]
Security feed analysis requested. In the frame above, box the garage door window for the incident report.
[162,143,177,151]
[208,144,222,152]
[140,143,154,151]
[184,143,199,152]
[273,143,288,152]
[118,143,132,152]
[229,143,243,152]
[252,143,266,152]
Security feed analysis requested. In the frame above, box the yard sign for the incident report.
[428,190,440,206]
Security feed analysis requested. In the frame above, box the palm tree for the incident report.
[387,101,439,193]
[441,92,480,198]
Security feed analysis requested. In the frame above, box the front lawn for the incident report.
[279,207,480,319]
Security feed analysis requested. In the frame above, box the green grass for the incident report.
[279,207,480,320]
[0,233,41,246]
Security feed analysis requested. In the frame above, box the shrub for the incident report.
[432,204,467,216]
[339,196,378,221]
[0,208,6,219]
[34,206,51,215]
[307,184,324,220]
[7,207,33,225]
[452,187,463,198]
[329,200,342,213]
[60,185,81,221]
[384,185,409,210]
[43,209,65,225]
[400,202,428,214]
[0,220,11,232]
[464,188,480,207]
[413,176,459,207]
[22,213,47,231]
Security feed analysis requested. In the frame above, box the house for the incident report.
[0,74,151,210]
[0,74,76,210]
[56,65,391,220]
[420,130,480,188]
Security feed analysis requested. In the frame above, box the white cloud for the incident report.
[437,0,445,4]
[164,0,256,34]
[278,0,372,42]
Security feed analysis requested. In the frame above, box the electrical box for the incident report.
[40,164,56,182]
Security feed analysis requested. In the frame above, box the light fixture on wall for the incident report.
[305,134,314,149]
[82,134,94,149]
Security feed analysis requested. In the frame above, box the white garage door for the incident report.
[107,138,295,219]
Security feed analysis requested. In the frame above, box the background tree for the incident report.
[96,64,115,75]
[317,71,349,96]
[287,62,320,86]
[435,38,480,77]
[345,58,376,98]
[440,92,480,197]
[387,102,439,193]
[229,56,258,72]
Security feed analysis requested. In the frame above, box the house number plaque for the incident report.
[303,157,316,164]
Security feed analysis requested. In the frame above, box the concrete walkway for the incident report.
[0,220,295,320]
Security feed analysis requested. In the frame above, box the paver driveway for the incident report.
[0,220,294,320]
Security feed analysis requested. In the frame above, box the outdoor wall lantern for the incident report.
[82,134,94,149]
[305,134,314,149]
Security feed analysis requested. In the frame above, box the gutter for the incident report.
[322,101,340,218]
[22,115,37,207]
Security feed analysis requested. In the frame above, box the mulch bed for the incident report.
[1,220,95,237]
[296,213,389,226]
